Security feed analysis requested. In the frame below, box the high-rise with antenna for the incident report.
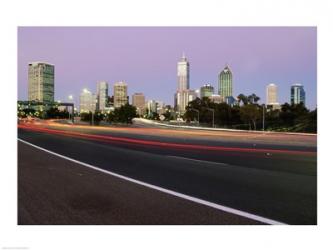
[177,52,190,91]
[175,53,196,114]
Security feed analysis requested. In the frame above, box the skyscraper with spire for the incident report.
[177,52,190,91]
[174,53,196,114]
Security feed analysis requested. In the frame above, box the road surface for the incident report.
[17,120,317,225]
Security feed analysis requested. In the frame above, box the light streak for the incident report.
[18,123,316,156]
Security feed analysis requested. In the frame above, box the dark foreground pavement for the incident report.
[18,124,317,225]
[18,141,261,225]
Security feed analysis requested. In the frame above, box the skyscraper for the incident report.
[266,83,279,105]
[114,82,128,108]
[176,89,196,113]
[147,100,157,115]
[79,88,96,113]
[175,53,194,114]
[291,83,306,105]
[28,62,54,103]
[96,81,109,111]
[218,65,233,99]
[200,84,214,98]
[177,52,190,91]
[132,93,145,115]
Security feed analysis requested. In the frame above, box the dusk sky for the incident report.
[18,27,317,109]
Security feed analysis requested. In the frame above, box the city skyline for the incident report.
[18,27,317,110]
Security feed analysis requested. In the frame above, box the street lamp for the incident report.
[91,105,94,126]
[190,108,200,125]
[207,108,215,128]
[262,104,265,131]
[68,95,73,121]
[91,99,98,126]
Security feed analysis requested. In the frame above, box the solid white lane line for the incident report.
[166,155,230,166]
[18,138,287,225]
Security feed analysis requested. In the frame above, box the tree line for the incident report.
[183,94,316,133]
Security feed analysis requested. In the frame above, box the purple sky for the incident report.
[18,27,317,109]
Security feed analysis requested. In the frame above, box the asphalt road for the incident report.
[18,120,317,225]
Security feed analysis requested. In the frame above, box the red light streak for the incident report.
[18,124,316,156]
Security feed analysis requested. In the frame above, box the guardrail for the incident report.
[133,118,317,136]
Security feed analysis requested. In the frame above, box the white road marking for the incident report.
[166,155,230,167]
[18,138,287,225]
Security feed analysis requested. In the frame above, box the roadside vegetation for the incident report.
[183,96,316,133]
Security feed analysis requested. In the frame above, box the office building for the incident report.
[156,100,165,115]
[176,89,196,113]
[218,65,233,99]
[200,84,214,98]
[96,81,109,112]
[266,83,279,105]
[147,100,157,115]
[291,83,306,105]
[132,93,145,115]
[114,82,128,108]
[266,83,280,110]
[174,53,196,114]
[177,52,190,91]
[79,88,96,113]
[28,62,55,103]
[209,94,223,104]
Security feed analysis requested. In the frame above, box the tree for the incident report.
[80,111,103,125]
[237,94,249,105]
[237,93,260,105]
[46,107,69,119]
[184,97,215,124]
[215,103,232,127]
[265,108,281,130]
[18,108,35,118]
[106,111,116,123]
[240,104,261,130]
[303,108,317,133]
[248,93,260,104]
[279,102,309,127]
[113,104,137,124]
[161,105,173,121]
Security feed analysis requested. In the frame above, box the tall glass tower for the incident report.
[218,65,233,99]
[97,81,109,111]
[291,83,306,105]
